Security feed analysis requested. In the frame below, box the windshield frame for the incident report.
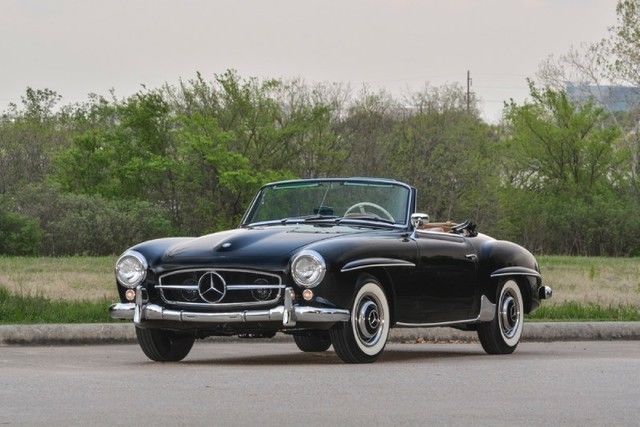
[240,178,416,230]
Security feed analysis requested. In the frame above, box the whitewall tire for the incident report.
[330,277,390,363]
[477,279,524,354]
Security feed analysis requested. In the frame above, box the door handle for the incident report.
[465,254,478,261]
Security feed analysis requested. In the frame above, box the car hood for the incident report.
[160,225,364,267]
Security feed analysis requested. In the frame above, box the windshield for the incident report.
[244,180,411,227]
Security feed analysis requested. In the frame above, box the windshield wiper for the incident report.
[337,215,397,225]
[246,215,338,227]
[281,214,340,224]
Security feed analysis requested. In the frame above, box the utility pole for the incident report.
[466,70,472,114]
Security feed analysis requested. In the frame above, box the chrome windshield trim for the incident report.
[240,178,414,229]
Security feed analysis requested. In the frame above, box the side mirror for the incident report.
[411,213,429,229]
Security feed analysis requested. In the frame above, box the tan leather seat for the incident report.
[418,221,456,233]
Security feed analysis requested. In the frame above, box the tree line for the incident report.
[1,1,639,257]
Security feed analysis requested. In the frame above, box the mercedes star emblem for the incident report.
[197,271,227,303]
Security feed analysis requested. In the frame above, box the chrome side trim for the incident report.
[490,266,541,279]
[341,258,416,273]
[476,295,496,322]
[491,272,540,278]
[395,295,496,328]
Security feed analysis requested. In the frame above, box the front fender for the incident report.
[478,239,542,313]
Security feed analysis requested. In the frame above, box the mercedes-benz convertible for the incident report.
[110,177,552,363]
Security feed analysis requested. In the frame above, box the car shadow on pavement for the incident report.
[176,346,491,366]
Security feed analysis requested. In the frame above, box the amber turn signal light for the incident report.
[302,289,313,301]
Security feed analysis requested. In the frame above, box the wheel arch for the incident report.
[490,275,535,314]
[480,239,541,314]
[353,267,397,326]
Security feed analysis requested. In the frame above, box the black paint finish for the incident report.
[116,178,547,332]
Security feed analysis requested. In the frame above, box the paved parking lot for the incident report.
[1,341,638,426]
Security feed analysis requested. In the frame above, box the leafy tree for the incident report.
[499,84,637,255]
[598,0,640,86]
[0,88,73,194]
[503,83,622,192]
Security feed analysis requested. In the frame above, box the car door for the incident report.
[395,230,477,324]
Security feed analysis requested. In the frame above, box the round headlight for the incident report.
[291,250,326,288]
[115,250,148,288]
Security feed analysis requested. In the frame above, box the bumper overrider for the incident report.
[109,286,350,327]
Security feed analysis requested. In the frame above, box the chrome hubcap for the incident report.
[499,292,521,339]
[356,296,384,346]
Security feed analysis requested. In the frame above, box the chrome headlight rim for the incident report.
[291,249,326,288]
[115,250,148,289]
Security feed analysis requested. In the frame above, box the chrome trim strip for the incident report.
[156,284,197,290]
[341,258,416,273]
[491,272,541,278]
[227,284,285,290]
[158,268,283,308]
[395,295,496,328]
[156,284,285,290]
[490,267,541,279]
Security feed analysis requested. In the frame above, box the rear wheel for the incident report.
[293,332,332,352]
[477,279,524,354]
[330,278,390,363]
[135,327,195,362]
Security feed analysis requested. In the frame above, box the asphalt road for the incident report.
[0,341,638,426]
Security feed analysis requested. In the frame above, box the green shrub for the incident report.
[4,184,174,255]
[0,209,42,255]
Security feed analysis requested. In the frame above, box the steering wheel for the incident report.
[343,202,395,222]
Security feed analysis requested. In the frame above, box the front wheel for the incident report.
[135,327,195,362]
[330,278,390,363]
[477,279,524,354]
[293,332,332,352]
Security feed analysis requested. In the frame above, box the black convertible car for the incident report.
[110,177,552,363]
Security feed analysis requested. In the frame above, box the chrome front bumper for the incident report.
[539,285,553,299]
[109,286,350,328]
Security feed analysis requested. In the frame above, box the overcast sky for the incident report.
[1,0,617,122]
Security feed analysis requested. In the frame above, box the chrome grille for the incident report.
[157,268,283,308]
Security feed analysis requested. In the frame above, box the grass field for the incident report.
[0,255,638,323]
